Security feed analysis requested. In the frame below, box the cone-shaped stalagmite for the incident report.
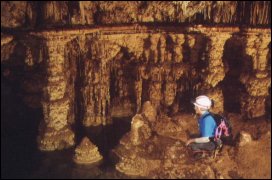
[74,137,103,164]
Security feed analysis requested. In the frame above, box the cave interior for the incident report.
[1,1,271,179]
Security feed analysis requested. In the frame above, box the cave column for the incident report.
[203,31,232,113]
[240,30,271,119]
[37,34,76,151]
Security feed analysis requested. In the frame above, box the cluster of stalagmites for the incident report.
[113,101,222,178]
[113,101,183,177]
[113,102,271,178]
[73,137,103,165]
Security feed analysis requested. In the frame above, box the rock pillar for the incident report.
[37,34,76,151]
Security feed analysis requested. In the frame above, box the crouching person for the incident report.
[186,95,217,159]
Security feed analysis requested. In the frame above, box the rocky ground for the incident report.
[113,112,271,179]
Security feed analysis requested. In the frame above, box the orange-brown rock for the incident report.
[37,125,75,151]
[73,137,103,165]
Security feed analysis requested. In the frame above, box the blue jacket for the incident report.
[198,111,216,138]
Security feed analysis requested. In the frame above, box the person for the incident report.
[186,95,217,154]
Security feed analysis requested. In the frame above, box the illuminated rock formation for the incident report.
[37,123,74,151]
[32,33,77,151]
[73,137,103,165]
[129,101,156,145]
[240,29,271,118]
[1,2,271,152]
[116,155,161,177]
[238,131,252,147]
[1,2,271,179]
[113,102,204,177]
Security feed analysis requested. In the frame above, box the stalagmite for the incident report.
[73,137,103,164]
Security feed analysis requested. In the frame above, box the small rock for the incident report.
[238,131,252,146]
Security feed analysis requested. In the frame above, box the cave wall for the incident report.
[1,1,271,28]
[1,1,271,151]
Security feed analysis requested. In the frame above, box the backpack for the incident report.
[203,113,233,143]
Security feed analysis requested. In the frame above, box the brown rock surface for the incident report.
[73,137,103,165]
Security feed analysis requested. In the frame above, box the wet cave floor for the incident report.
[1,78,131,179]
[2,117,133,179]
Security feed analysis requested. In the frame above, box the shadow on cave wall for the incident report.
[178,33,208,113]
[1,36,47,179]
[221,34,248,113]
[1,73,42,179]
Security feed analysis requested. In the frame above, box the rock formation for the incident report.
[1,2,271,179]
[1,1,270,151]
[73,137,103,165]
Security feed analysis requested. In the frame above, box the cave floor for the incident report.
[1,114,271,179]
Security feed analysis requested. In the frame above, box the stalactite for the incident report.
[159,35,166,63]
[164,81,177,107]
[172,63,186,81]
[149,81,162,111]
[25,46,34,66]
[134,79,143,113]
[172,34,185,63]
[134,63,149,112]
[82,58,96,127]
[150,34,160,64]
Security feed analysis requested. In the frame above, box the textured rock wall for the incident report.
[1,1,271,151]
[1,26,271,150]
[1,1,270,28]
[240,29,271,119]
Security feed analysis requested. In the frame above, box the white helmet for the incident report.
[193,95,212,110]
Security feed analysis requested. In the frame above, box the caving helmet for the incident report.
[192,95,212,110]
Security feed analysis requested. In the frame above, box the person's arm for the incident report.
[186,137,210,146]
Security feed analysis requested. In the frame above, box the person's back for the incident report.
[198,111,216,138]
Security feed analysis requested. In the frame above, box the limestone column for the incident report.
[36,34,76,151]
[204,31,232,87]
[240,29,271,119]
[203,30,232,113]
